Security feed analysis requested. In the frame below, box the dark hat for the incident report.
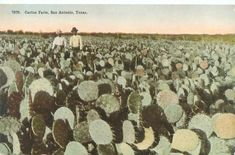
[71,27,78,33]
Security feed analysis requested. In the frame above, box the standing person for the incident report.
[51,29,67,67]
[69,27,83,54]
[69,27,83,69]
[52,29,67,51]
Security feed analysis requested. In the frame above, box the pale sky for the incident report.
[0,5,235,34]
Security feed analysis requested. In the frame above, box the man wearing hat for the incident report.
[51,29,67,67]
[52,29,67,50]
[69,27,83,70]
[69,27,83,51]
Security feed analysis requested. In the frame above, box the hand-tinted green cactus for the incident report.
[4,59,21,73]
[140,92,152,107]
[73,121,92,143]
[19,93,30,121]
[127,91,142,114]
[0,143,11,155]
[0,66,15,89]
[86,109,100,124]
[122,120,135,144]
[208,136,231,155]
[96,94,120,115]
[64,141,88,155]
[77,80,99,102]
[188,114,213,138]
[31,114,46,138]
[128,113,141,128]
[164,104,183,123]
[89,119,113,145]
[0,116,21,135]
[151,136,171,155]
[116,143,135,155]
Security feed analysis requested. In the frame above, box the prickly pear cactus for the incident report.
[31,114,46,138]
[97,144,116,155]
[96,94,120,115]
[73,121,92,143]
[77,80,99,102]
[64,141,88,155]
[29,78,54,102]
[128,112,141,127]
[116,143,135,155]
[188,113,213,138]
[208,136,231,155]
[140,92,152,107]
[164,104,183,123]
[4,59,21,73]
[151,136,171,155]
[0,116,21,135]
[89,119,113,145]
[19,93,30,121]
[134,127,155,150]
[52,119,70,148]
[0,66,15,88]
[0,68,7,88]
[86,109,100,124]
[156,90,179,109]
[15,71,24,92]
[53,107,75,130]
[122,120,135,144]
[127,91,142,114]
[171,129,199,152]
[7,91,23,119]
[212,113,235,139]
[0,143,11,155]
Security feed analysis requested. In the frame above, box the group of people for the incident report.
[52,27,83,59]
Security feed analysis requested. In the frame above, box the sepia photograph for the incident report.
[0,1,235,155]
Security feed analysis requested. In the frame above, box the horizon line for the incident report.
[1,29,235,35]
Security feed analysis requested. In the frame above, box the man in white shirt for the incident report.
[51,29,67,67]
[69,27,83,50]
[69,27,84,71]
[52,29,67,50]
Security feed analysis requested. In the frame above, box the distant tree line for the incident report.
[0,29,235,44]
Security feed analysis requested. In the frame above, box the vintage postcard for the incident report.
[0,1,235,155]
